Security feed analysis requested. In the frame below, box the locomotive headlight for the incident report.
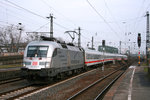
[23,62,31,67]
[45,62,50,68]
[23,62,26,67]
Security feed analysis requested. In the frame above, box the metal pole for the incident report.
[47,14,54,38]
[120,41,121,54]
[78,27,81,47]
[102,40,105,71]
[146,11,150,65]
[92,36,94,49]
[102,47,105,71]
[138,48,140,66]
[50,14,53,38]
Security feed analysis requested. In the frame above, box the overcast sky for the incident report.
[0,0,150,54]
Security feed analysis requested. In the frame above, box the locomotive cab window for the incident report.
[27,46,49,57]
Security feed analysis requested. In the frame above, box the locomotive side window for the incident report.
[27,46,49,57]
[52,48,57,57]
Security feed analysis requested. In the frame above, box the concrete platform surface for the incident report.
[103,66,150,100]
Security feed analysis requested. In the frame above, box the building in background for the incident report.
[98,45,118,54]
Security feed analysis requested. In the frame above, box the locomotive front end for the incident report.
[21,41,55,82]
[23,45,50,69]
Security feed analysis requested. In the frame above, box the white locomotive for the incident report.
[21,37,127,82]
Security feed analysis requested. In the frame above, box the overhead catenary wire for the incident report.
[0,6,42,27]
[41,0,120,42]
[34,22,50,31]
[86,0,121,39]
[54,22,70,30]
[40,0,91,41]
[103,0,124,34]
[4,0,46,20]
[132,0,146,34]
[41,0,102,43]
[4,0,72,31]
[2,0,120,45]
[39,0,77,28]
[0,0,52,32]
[3,0,90,44]
[145,2,150,12]
[0,1,47,26]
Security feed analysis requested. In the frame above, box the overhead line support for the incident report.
[146,11,150,65]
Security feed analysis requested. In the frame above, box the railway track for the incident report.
[0,84,43,100]
[0,68,99,100]
[67,67,125,100]
[0,77,23,85]
[0,77,37,99]
[0,64,126,100]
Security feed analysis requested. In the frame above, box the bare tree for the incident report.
[25,32,44,43]
[0,24,24,53]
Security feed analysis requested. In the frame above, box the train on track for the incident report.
[21,36,127,83]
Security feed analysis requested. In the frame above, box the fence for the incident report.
[0,55,23,65]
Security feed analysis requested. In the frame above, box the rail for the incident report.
[67,67,125,100]
[0,77,22,85]
[94,71,124,100]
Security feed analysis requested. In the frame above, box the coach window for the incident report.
[86,54,90,59]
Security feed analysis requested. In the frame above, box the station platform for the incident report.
[103,65,150,100]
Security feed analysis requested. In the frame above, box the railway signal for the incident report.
[137,33,141,48]
[137,33,141,66]
[102,40,105,47]
[102,40,105,71]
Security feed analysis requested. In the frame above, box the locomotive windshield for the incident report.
[27,46,49,57]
